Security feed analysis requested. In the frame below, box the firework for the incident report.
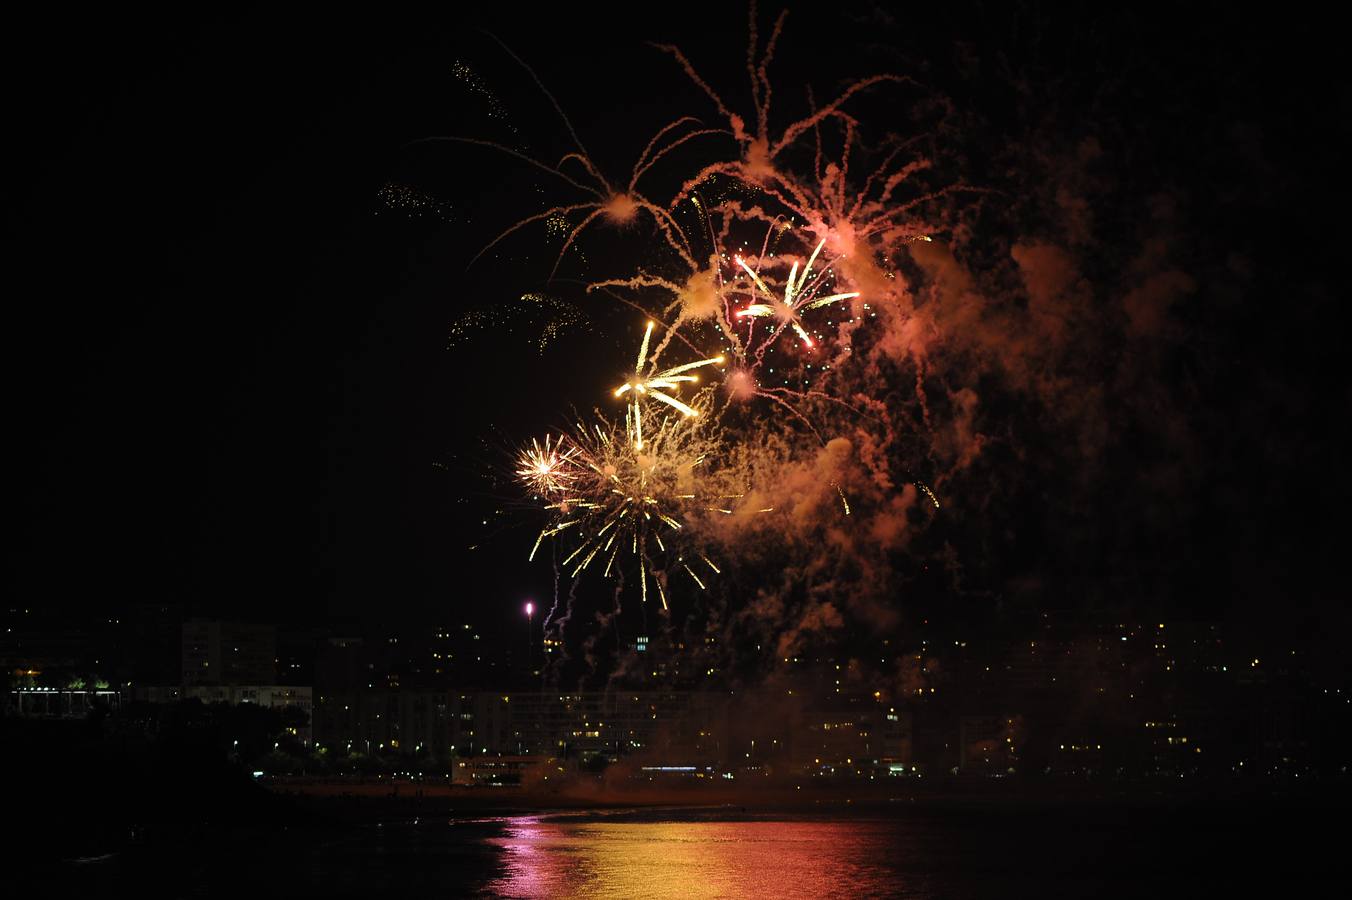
[420,37,722,276]
[516,434,580,495]
[525,401,726,607]
[448,292,590,354]
[653,5,918,248]
[612,320,724,449]
[449,8,959,636]
[734,238,860,348]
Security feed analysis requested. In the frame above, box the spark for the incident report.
[522,409,720,603]
[734,239,859,348]
[447,292,588,354]
[612,320,724,448]
[835,483,851,516]
[516,434,579,495]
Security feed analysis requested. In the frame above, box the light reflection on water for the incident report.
[486,815,921,899]
[42,802,1339,897]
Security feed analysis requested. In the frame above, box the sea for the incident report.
[31,799,1341,898]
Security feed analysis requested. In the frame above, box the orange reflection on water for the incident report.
[487,815,909,899]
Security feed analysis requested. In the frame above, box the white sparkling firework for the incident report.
[516,434,579,495]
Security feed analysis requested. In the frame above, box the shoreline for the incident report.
[262,772,1350,823]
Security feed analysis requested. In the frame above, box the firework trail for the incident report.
[418,37,725,276]
[734,238,860,349]
[612,319,724,449]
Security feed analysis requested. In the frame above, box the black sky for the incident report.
[7,4,1345,649]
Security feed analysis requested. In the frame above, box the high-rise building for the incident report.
[181,621,276,685]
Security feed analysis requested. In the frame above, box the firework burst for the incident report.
[734,238,859,349]
[612,319,724,449]
[418,38,725,277]
[516,434,580,495]
[524,397,730,608]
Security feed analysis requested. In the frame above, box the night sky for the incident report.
[9,4,1345,658]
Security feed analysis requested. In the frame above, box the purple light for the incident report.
[525,601,534,617]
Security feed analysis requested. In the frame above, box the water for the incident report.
[468,806,1311,898]
[485,814,920,898]
[30,801,1341,898]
